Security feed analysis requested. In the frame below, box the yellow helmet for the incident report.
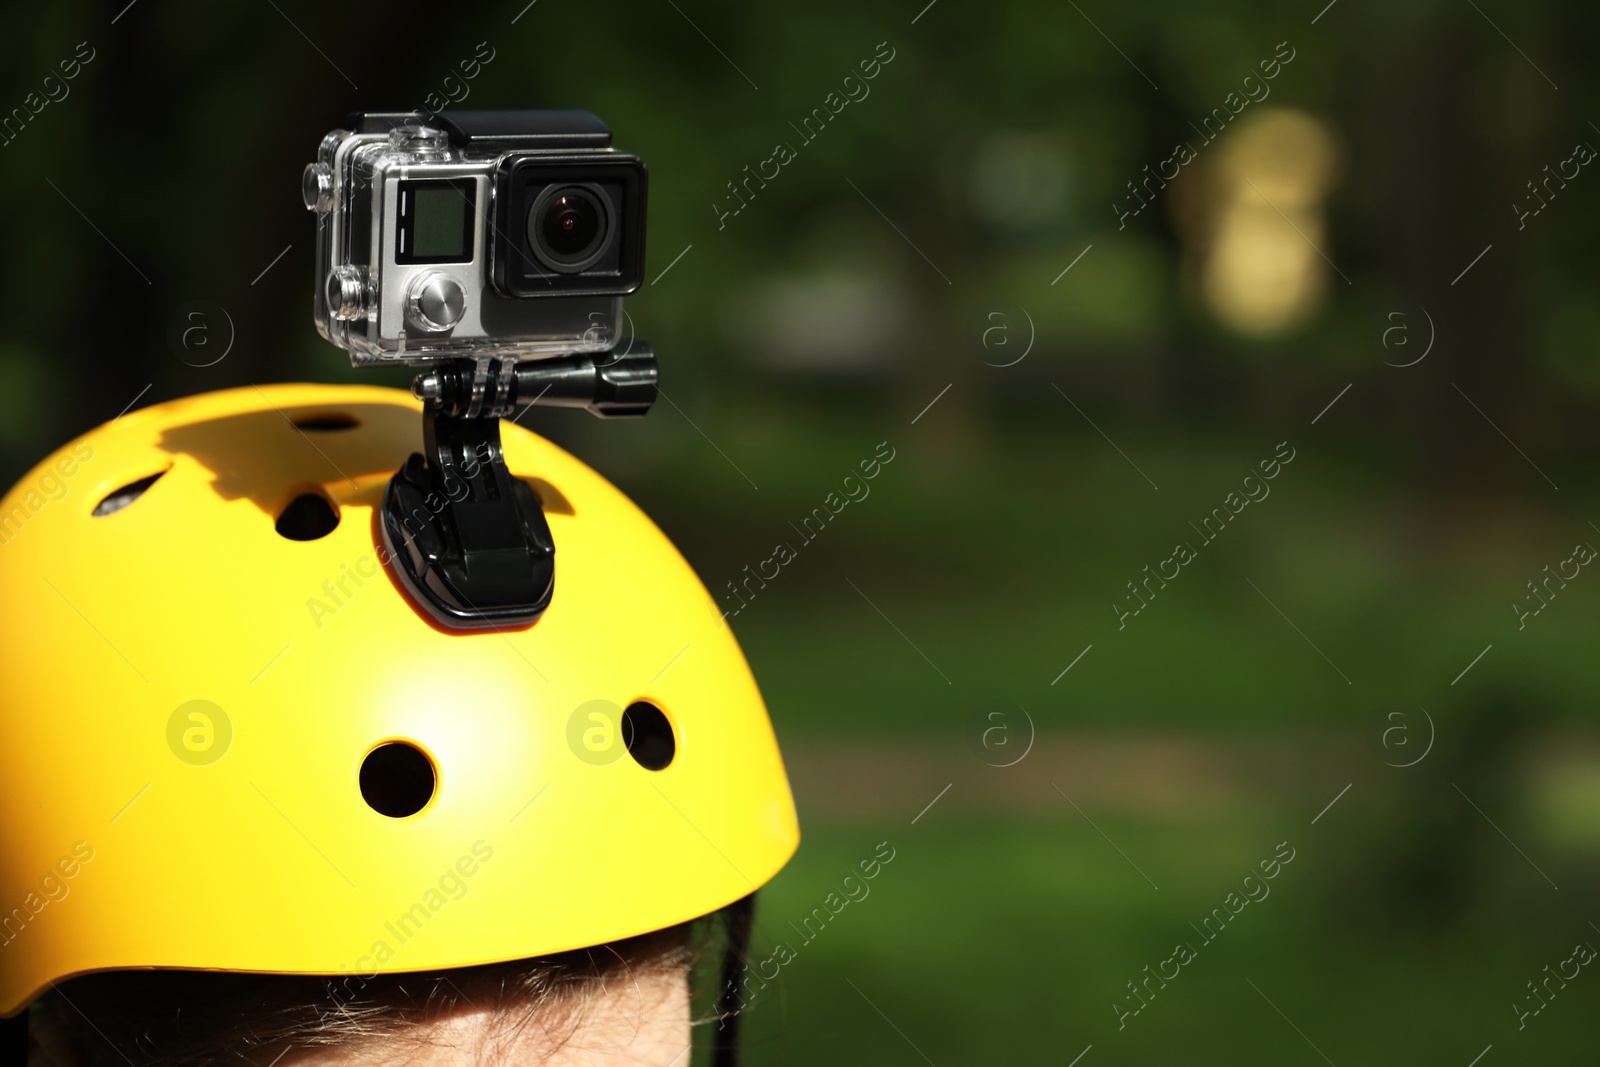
[0,382,798,1017]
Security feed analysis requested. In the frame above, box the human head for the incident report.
[28,925,704,1066]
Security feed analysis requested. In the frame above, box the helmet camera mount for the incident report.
[303,109,658,630]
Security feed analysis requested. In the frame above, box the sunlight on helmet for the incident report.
[1197,108,1341,337]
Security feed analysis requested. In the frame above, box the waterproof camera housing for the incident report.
[303,109,648,367]
[302,108,659,632]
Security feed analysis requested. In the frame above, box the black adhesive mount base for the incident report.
[382,347,657,631]
[381,409,555,631]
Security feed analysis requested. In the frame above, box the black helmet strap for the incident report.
[711,892,757,1067]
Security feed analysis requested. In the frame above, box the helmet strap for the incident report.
[711,892,757,1067]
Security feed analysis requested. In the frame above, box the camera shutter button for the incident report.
[406,273,466,333]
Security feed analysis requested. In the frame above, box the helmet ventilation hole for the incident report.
[92,471,167,517]
[360,742,436,818]
[292,412,360,431]
[622,702,676,771]
[276,493,340,541]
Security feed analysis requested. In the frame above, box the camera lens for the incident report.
[528,185,611,273]
[543,195,600,256]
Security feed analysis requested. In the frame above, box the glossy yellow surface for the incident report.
[0,384,798,1016]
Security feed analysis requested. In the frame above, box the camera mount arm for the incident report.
[380,345,658,630]
[412,346,658,419]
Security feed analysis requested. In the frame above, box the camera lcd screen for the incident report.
[397,179,475,264]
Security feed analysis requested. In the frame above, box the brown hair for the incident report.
[30,924,693,1067]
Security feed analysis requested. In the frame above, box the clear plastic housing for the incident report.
[308,124,626,367]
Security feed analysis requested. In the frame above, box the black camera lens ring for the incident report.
[526,182,614,274]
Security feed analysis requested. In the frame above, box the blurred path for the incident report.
[783,734,1600,823]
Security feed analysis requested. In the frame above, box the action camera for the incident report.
[303,109,648,366]
[301,110,660,632]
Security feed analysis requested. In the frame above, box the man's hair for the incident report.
[31,924,694,1067]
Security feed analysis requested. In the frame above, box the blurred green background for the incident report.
[7,0,1600,1061]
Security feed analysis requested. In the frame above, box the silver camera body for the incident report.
[303,110,648,367]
